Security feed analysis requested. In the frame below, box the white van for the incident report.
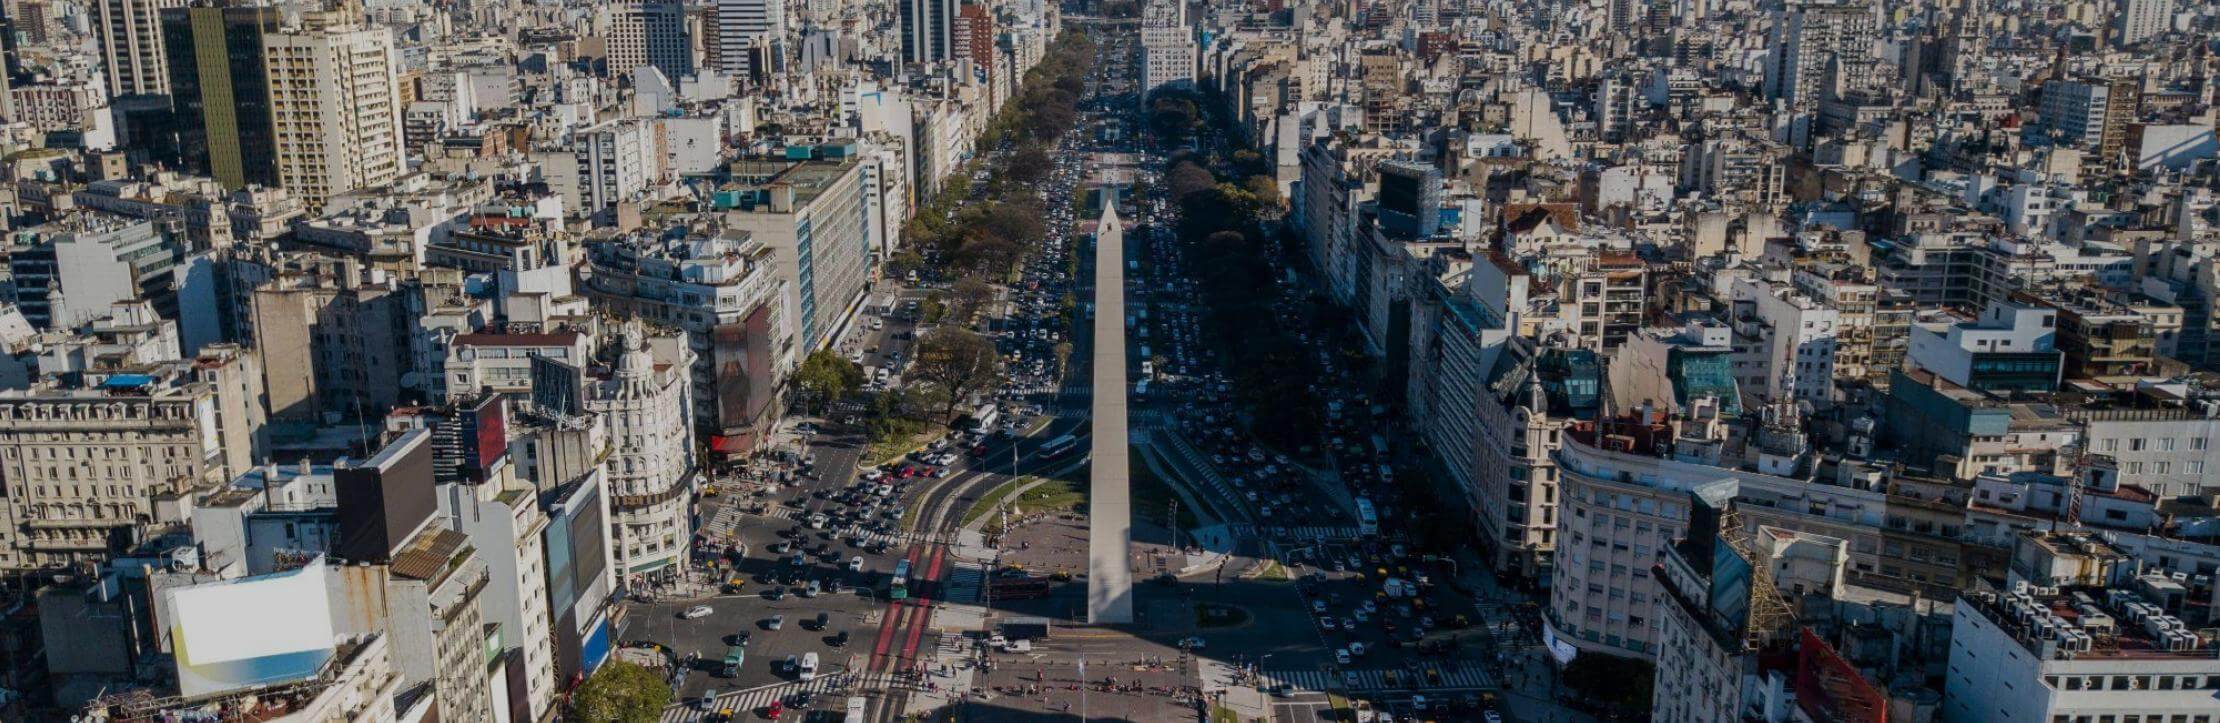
[799,652,819,681]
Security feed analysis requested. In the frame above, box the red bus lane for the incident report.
[868,544,926,673]
[897,545,949,669]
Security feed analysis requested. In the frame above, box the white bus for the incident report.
[1355,498,1379,536]
[971,403,1000,432]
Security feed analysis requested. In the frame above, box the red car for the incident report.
[766,700,783,720]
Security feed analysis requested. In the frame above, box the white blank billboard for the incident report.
[168,560,338,697]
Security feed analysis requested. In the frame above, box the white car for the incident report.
[849,556,865,572]
[1334,648,1351,664]
[681,605,713,619]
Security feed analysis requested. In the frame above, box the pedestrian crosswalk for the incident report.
[657,675,859,722]
[1154,430,1248,518]
[1257,663,1495,693]
[1220,523,1358,542]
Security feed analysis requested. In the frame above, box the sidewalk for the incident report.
[1196,658,1272,722]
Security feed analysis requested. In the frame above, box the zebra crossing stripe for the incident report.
[658,675,858,723]
[1258,664,1497,693]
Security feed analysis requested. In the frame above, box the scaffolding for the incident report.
[1719,505,1797,647]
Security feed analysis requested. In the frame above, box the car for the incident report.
[766,700,784,720]
[698,690,721,711]
[1353,609,1370,622]
[832,630,851,647]
[1311,600,1327,613]
[1484,712,1505,723]
[682,605,714,619]
[1334,648,1351,665]
[1361,600,1378,614]
[1319,617,1337,631]
[1342,617,1357,630]
[766,615,784,630]
[1412,695,1430,712]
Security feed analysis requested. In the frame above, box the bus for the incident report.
[890,559,912,600]
[970,403,1000,432]
[1355,498,1379,536]
[1038,434,1080,459]
[990,576,1052,601]
[720,646,746,677]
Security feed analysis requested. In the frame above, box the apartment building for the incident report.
[0,360,264,571]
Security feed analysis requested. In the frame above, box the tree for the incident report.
[910,327,1001,419]
[886,249,926,278]
[950,275,997,325]
[921,293,949,324]
[1166,161,1216,200]
[1242,175,1282,207]
[567,661,670,723]
[1006,144,1053,183]
[795,350,864,414]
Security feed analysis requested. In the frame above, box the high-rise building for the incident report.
[259,15,406,211]
[2039,76,2140,161]
[94,0,185,99]
[723,157,872,352]
[899,0,958,64]
[956,2,995,69]
[159,3,280,190]
[715,0,784,80]
[1139,0,1194,98]
[1763,0,1879,109]
[572,119,659,217]
[2113,0,2171,47]
[161,7,402,209]
[605,0,693,82]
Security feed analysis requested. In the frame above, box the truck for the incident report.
[721,646,746,677]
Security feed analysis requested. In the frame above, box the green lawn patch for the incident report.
[958,477,1037,528]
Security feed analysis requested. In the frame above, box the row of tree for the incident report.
[1160,91,1326,454]
[801,32,1099,445]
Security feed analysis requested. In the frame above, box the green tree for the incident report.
[1166,161,1216,200]
[950,275,998,325]
[1006,144,1054,183]
[911,327,1001,419]
[795,350,865,414]
[921,292,949,324]
[886,249,926,278]
[1053,341,1075,376]
[567,661,670,723]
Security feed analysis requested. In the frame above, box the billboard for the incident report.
[531,354,586,415]
[545,476,611,621]
[1794,628,1885,723]
[462,395,508,482]
[168,561,336,697]
[335,429,436,563]
[712,305,781,444]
